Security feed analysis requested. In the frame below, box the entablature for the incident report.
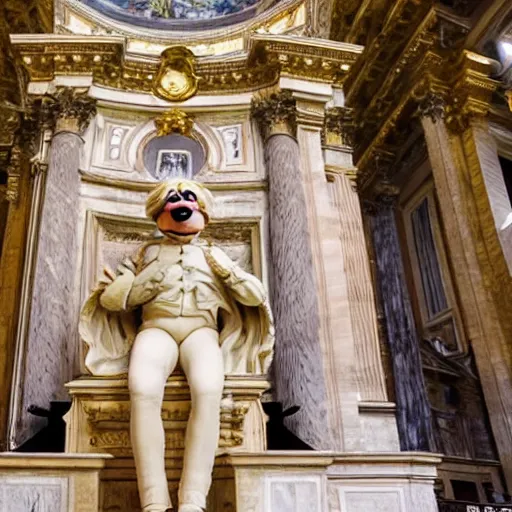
[355,50,499,195]
[10,33,362,98]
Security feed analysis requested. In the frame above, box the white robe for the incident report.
[79,240,274,376]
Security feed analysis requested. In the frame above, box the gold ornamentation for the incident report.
[251,34,361,86]
[11,34,360,98]
[154,109,194,137]
[324,107,354,147]
[354,48,498,193]
[153,47,199,102]
[507,90,512,113]
[5,145,22,204]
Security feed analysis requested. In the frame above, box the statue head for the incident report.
[146,179,213,243]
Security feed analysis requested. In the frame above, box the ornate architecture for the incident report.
[1,0,512,510]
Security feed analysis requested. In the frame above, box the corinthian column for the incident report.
[252,91,331,449]
[419,94,512,487]
[10,89,96,447]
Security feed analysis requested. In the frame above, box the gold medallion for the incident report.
[153,47,199,102]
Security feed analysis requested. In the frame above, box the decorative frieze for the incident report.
[10,34,362,97]
[65,376,268,456]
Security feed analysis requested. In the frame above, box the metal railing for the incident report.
[438,501,512,512]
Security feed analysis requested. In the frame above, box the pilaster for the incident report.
[419,97,512,488]
[323,107,388,405]
[297,93,363,452]
[0,123,34,450]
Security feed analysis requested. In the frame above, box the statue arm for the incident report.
[205,246,266,307]
[98,259,137,312]
[99,244,163,311]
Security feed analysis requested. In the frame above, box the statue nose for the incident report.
[170,207,193,222]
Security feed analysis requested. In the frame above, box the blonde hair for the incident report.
[145,179,214,222]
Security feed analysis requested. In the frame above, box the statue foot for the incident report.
[178,505,203,512]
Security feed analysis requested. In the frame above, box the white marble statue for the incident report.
[79,179,274,512]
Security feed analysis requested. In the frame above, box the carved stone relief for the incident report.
[339,488,406,512]
[0,477,67,512]
[268,478,321,512]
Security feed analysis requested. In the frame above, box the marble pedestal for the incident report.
[215,452,441,512]
[64,377,440,511]
[64,375,269,509]
[90,451,440,511]
[0,453,111,512]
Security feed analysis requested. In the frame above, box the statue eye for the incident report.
[182,190,197,202]
[168,193,181,203]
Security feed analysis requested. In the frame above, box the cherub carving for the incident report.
[79,179,274,512]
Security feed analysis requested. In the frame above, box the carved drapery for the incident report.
[10,88,96,447]
[252,92,331,450]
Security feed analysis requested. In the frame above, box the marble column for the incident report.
[252,91,331,449]
[367,198,434,451]
[11,89,96,447]
[420,109,512,487]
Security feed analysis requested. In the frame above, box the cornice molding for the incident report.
[11,34,362,100]
[346,7,472,160]
[57,0,304,50]
[10,34,362,98]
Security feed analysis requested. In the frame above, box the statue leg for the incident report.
[129,327,179,512]
[178,327,224,512]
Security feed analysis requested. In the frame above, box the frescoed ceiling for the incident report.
[79,0,278,28]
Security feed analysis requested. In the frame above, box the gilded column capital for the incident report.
[0,107,22,147]
[323,106,355,147]
[415,92,446,123]
[413,52,499,134]
[5,144,23,204]
[41,88,97,134]
[251,89,296,139]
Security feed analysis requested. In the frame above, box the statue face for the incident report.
[156,188,206,238]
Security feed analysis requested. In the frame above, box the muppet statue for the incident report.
[79,179,274,512]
